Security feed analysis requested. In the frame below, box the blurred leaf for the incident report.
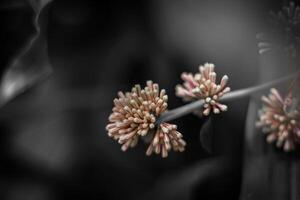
[0,0,52,107]
[199,117,213,154]
[140,157,239,200]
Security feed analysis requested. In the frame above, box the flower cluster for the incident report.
[256,88,300,152]
[176,63,230,116]
[106,81,186,158]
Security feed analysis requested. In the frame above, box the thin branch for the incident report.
[156,72,298,124]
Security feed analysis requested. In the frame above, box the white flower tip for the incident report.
[219,104,228,111]
[146,80,153,85]
[149,124,155,129]
[203,108,210,116]
[121,144,128,152]
[213,108,220,114]
[205,97,211,103]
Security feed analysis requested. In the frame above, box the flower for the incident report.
[146,123,186,158]
[176,63,230,116]
[106,81,186,157]
[256,88,300,152]
[257,2,300,57]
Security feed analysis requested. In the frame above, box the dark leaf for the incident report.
[0,0,52,107]
[140,157,239,200]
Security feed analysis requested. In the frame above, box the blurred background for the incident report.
[0,0,298,199]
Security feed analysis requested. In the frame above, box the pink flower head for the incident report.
[256,88,300,152]
[176,63,230,116]
[106,81,186,158]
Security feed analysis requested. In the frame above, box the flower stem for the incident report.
[156,71,298,124]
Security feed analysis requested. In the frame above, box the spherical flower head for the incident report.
[256,88,300,152]
[175,63,230,116]
[106,81,186,158]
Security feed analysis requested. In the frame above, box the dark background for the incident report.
[0,0,296,199]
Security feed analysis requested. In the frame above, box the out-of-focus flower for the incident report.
[106,81,186,158]
[257,2,300,57]
[176,63,230,116]
[256,88,300,152]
